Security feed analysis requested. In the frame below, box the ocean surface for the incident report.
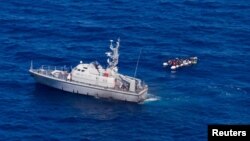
[0,0,250,140]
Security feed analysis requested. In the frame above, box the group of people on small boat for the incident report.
[163,56,198,70]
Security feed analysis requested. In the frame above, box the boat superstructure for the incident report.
[29,39,148,103]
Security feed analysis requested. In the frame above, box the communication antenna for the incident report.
[133,48,142,78]
[30,60,33,70]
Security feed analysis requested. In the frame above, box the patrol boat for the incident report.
[29,39,148,103]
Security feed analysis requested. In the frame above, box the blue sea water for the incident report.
[0,0,250,140]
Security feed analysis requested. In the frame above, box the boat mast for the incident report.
[106,38,120,71]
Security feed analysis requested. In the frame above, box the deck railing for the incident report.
[39,65,72,72]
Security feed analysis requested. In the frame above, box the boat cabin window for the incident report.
[77,69,81,71]
[81,70,85,72]
[83,67,87,69]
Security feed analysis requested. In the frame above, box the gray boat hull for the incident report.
[30,70,148,103]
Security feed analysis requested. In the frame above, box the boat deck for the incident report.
[30,66,147,94]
